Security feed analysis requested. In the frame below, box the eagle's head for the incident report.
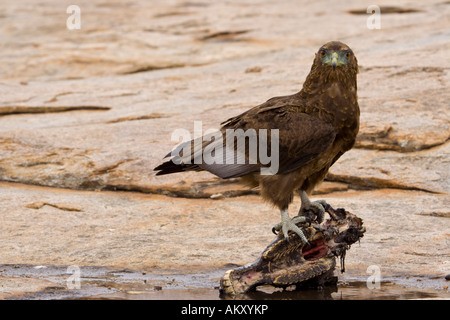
[315,41,358,73]
[301,41,359,92]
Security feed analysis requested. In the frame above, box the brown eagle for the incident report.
[155,41,359,244]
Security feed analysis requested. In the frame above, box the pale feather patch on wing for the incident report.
[200,136,260,178]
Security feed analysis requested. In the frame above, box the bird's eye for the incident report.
[320,50,326,57]
[346,51,351,58]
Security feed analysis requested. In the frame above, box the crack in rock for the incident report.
[102,180,259,199]
[347,6,423,14]
[200,30,250,41]
[24,202,83,212]
[0,106,111,116]
[325,173,438,194]
[355,135,450,153]
[121,63,186,75]
[91,159,136,175]
[106,113,168,124]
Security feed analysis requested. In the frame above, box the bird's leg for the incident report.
[297,190,327,224]
[272,209,309,244]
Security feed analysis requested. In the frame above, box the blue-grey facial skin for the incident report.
[320,49,350,70]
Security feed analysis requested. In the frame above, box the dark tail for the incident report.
[154,160,200,176]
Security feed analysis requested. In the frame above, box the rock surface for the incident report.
[0,0,449,298]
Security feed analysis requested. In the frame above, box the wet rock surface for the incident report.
[0,0,449,299]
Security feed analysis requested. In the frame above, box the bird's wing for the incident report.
[160,95,336,178]
[271,111,336,175]
[200,103,336,178]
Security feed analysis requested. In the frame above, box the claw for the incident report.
[272,209,309,244]
[298,191,327,224]
[303,240,311,251]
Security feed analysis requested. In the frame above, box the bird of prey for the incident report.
[155,41,359,244]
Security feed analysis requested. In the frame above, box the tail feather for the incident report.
[154,160,200,176]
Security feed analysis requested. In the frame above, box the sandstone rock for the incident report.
[0,182,448,279]
[327,141,449,194]
[0,0,449,297]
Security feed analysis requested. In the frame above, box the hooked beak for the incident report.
[331,52,338,71]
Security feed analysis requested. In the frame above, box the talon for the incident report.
[291,215,308,226]
[322,202,331,212]
[304,241,311,250]
[272,209,309,244]
[298,191,327,224]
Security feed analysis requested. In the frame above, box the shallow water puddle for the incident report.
[0,264,448,300]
